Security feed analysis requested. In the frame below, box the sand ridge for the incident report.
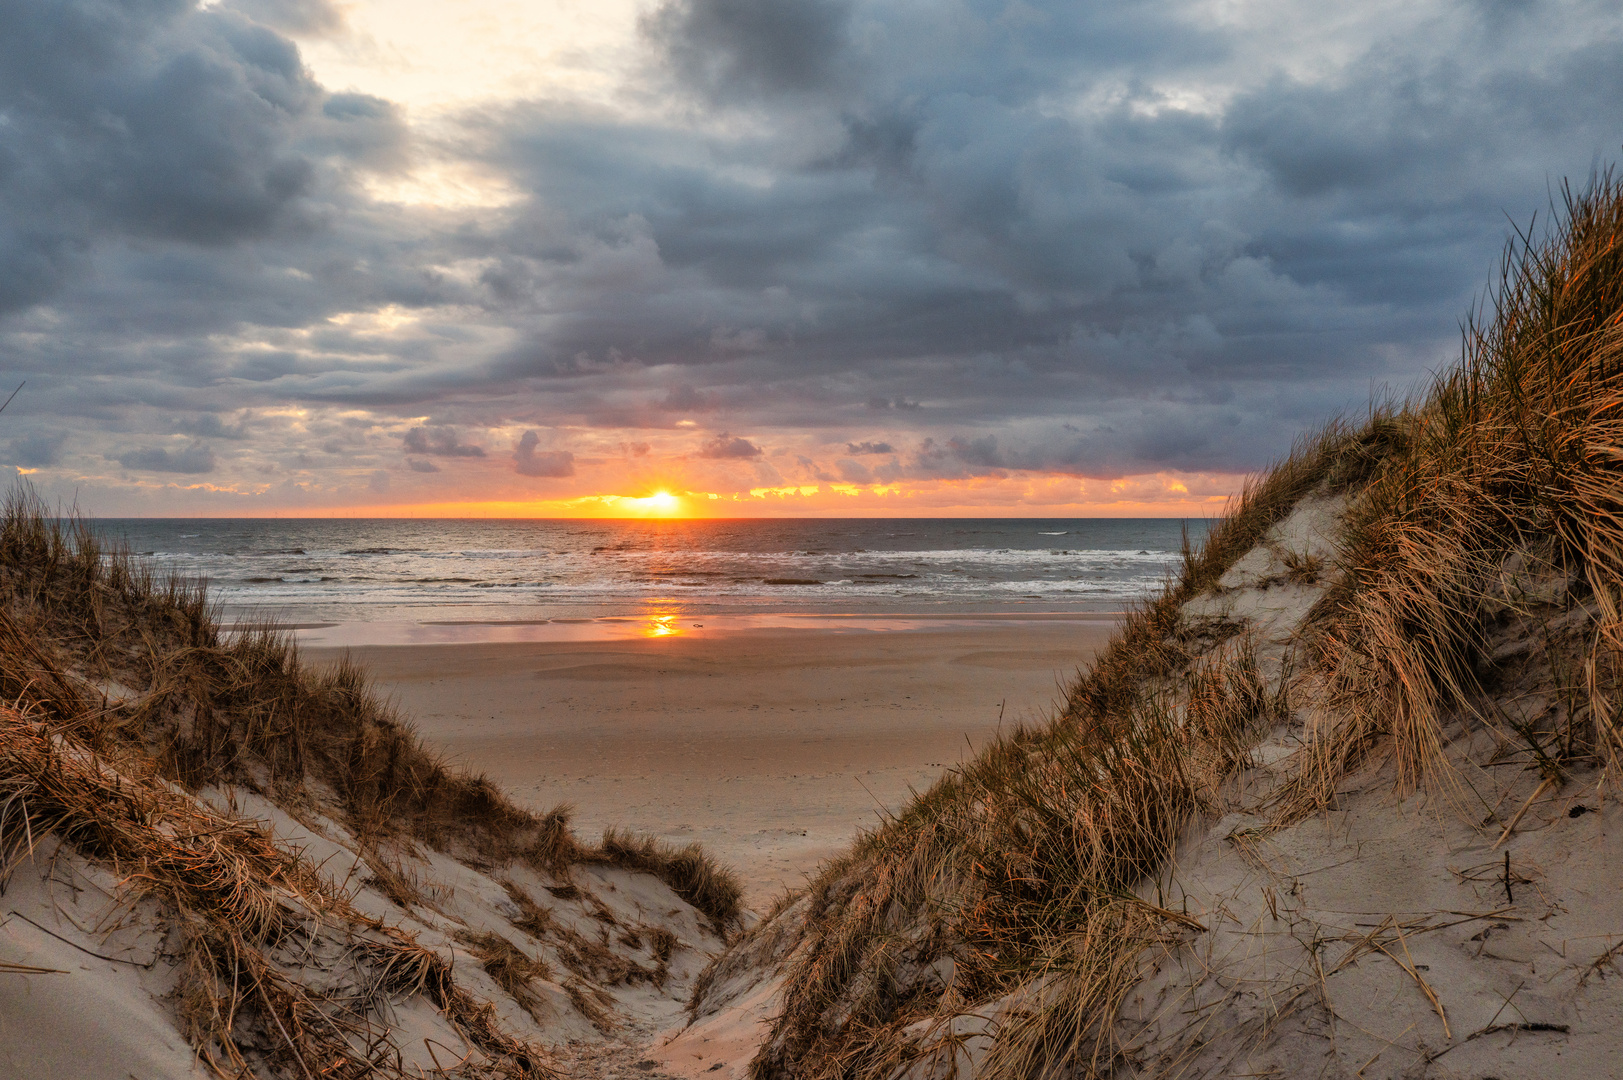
[664,489,1623,1080]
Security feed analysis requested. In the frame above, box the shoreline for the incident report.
[304,615,1119,908]
[259,608,1124,647]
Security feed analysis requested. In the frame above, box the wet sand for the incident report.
[306,616,1117,909]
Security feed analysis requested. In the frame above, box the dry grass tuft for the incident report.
[457,930,555,1022]
[1277,170,1623,819]
[564,978,618,1033]
[0,703,549,1077]
[735,166,1623,1080]
[596,826,745,935]
[750,634,1287,1079]
[504,878,560,939]
[0,486,739,899]
[0,486,743,1074]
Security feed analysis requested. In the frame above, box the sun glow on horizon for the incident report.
[132,470,1247,519]
[629,490,683,515]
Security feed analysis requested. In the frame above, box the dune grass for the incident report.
[597,827,746,936]
[0,488,752,1074]
[748,629,1299,1078]
[0,703,547,1078]
[0,489,744,933]
[732,172,1623,1080]
[1278,170,1623,819]
[728,408,1386,1079]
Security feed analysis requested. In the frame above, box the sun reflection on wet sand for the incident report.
[643,613,680,637]
[288,610,1120,648]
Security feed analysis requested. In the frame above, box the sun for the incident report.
[615,489,685,516]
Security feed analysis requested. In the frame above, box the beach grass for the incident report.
[0,486,747,1074]
[726,170,1623,1079]
[1277,169,1623,820]
[0,487,744,932]
[0,700,547,1077]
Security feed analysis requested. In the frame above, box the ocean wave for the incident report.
[107,517,1201,620]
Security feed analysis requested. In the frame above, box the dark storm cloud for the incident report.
[900,406,1280,481]
[2,0,1622,502]
[114,443,217,474]
[513,431,576,478]
[642,0,852,100]
[698,433,764,459]
[403,428,485,458]
[2,3,311,254]
[7,433,65,468]
[1220,37,1623,306]
[468,0,1619,476]
[0,0,406,315]
[177,413,253,440]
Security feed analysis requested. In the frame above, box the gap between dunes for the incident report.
[307,620,1119,911]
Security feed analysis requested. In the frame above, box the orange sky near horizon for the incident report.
[91,468,1249,519]
[350,478,1244,519]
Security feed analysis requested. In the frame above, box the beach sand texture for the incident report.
[309,618,1119,909]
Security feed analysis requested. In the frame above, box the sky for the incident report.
[2,0,1620,517]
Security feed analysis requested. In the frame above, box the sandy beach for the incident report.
[306,615,1118,909]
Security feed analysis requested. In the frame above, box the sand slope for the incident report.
[0,699,723,1079]
[672,492,1623,1079]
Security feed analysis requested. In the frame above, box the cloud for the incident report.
[643,0,851,101]
[835,458,871,482]
[403,427,485,457]
[0,0,406,315]
[2,0,1622,514]
[514,431,575,477]
[177,413,252,440]
[114,443,217,473]
[405,458,440,473]
[1218,37,1623,308]
[7,432,65,468]
[661,385,711,412]
[226,0,344,35]
[697,432,763,459]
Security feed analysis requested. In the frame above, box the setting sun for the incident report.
[619,490,683,516]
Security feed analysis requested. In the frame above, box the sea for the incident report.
[91,518,1210,644]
